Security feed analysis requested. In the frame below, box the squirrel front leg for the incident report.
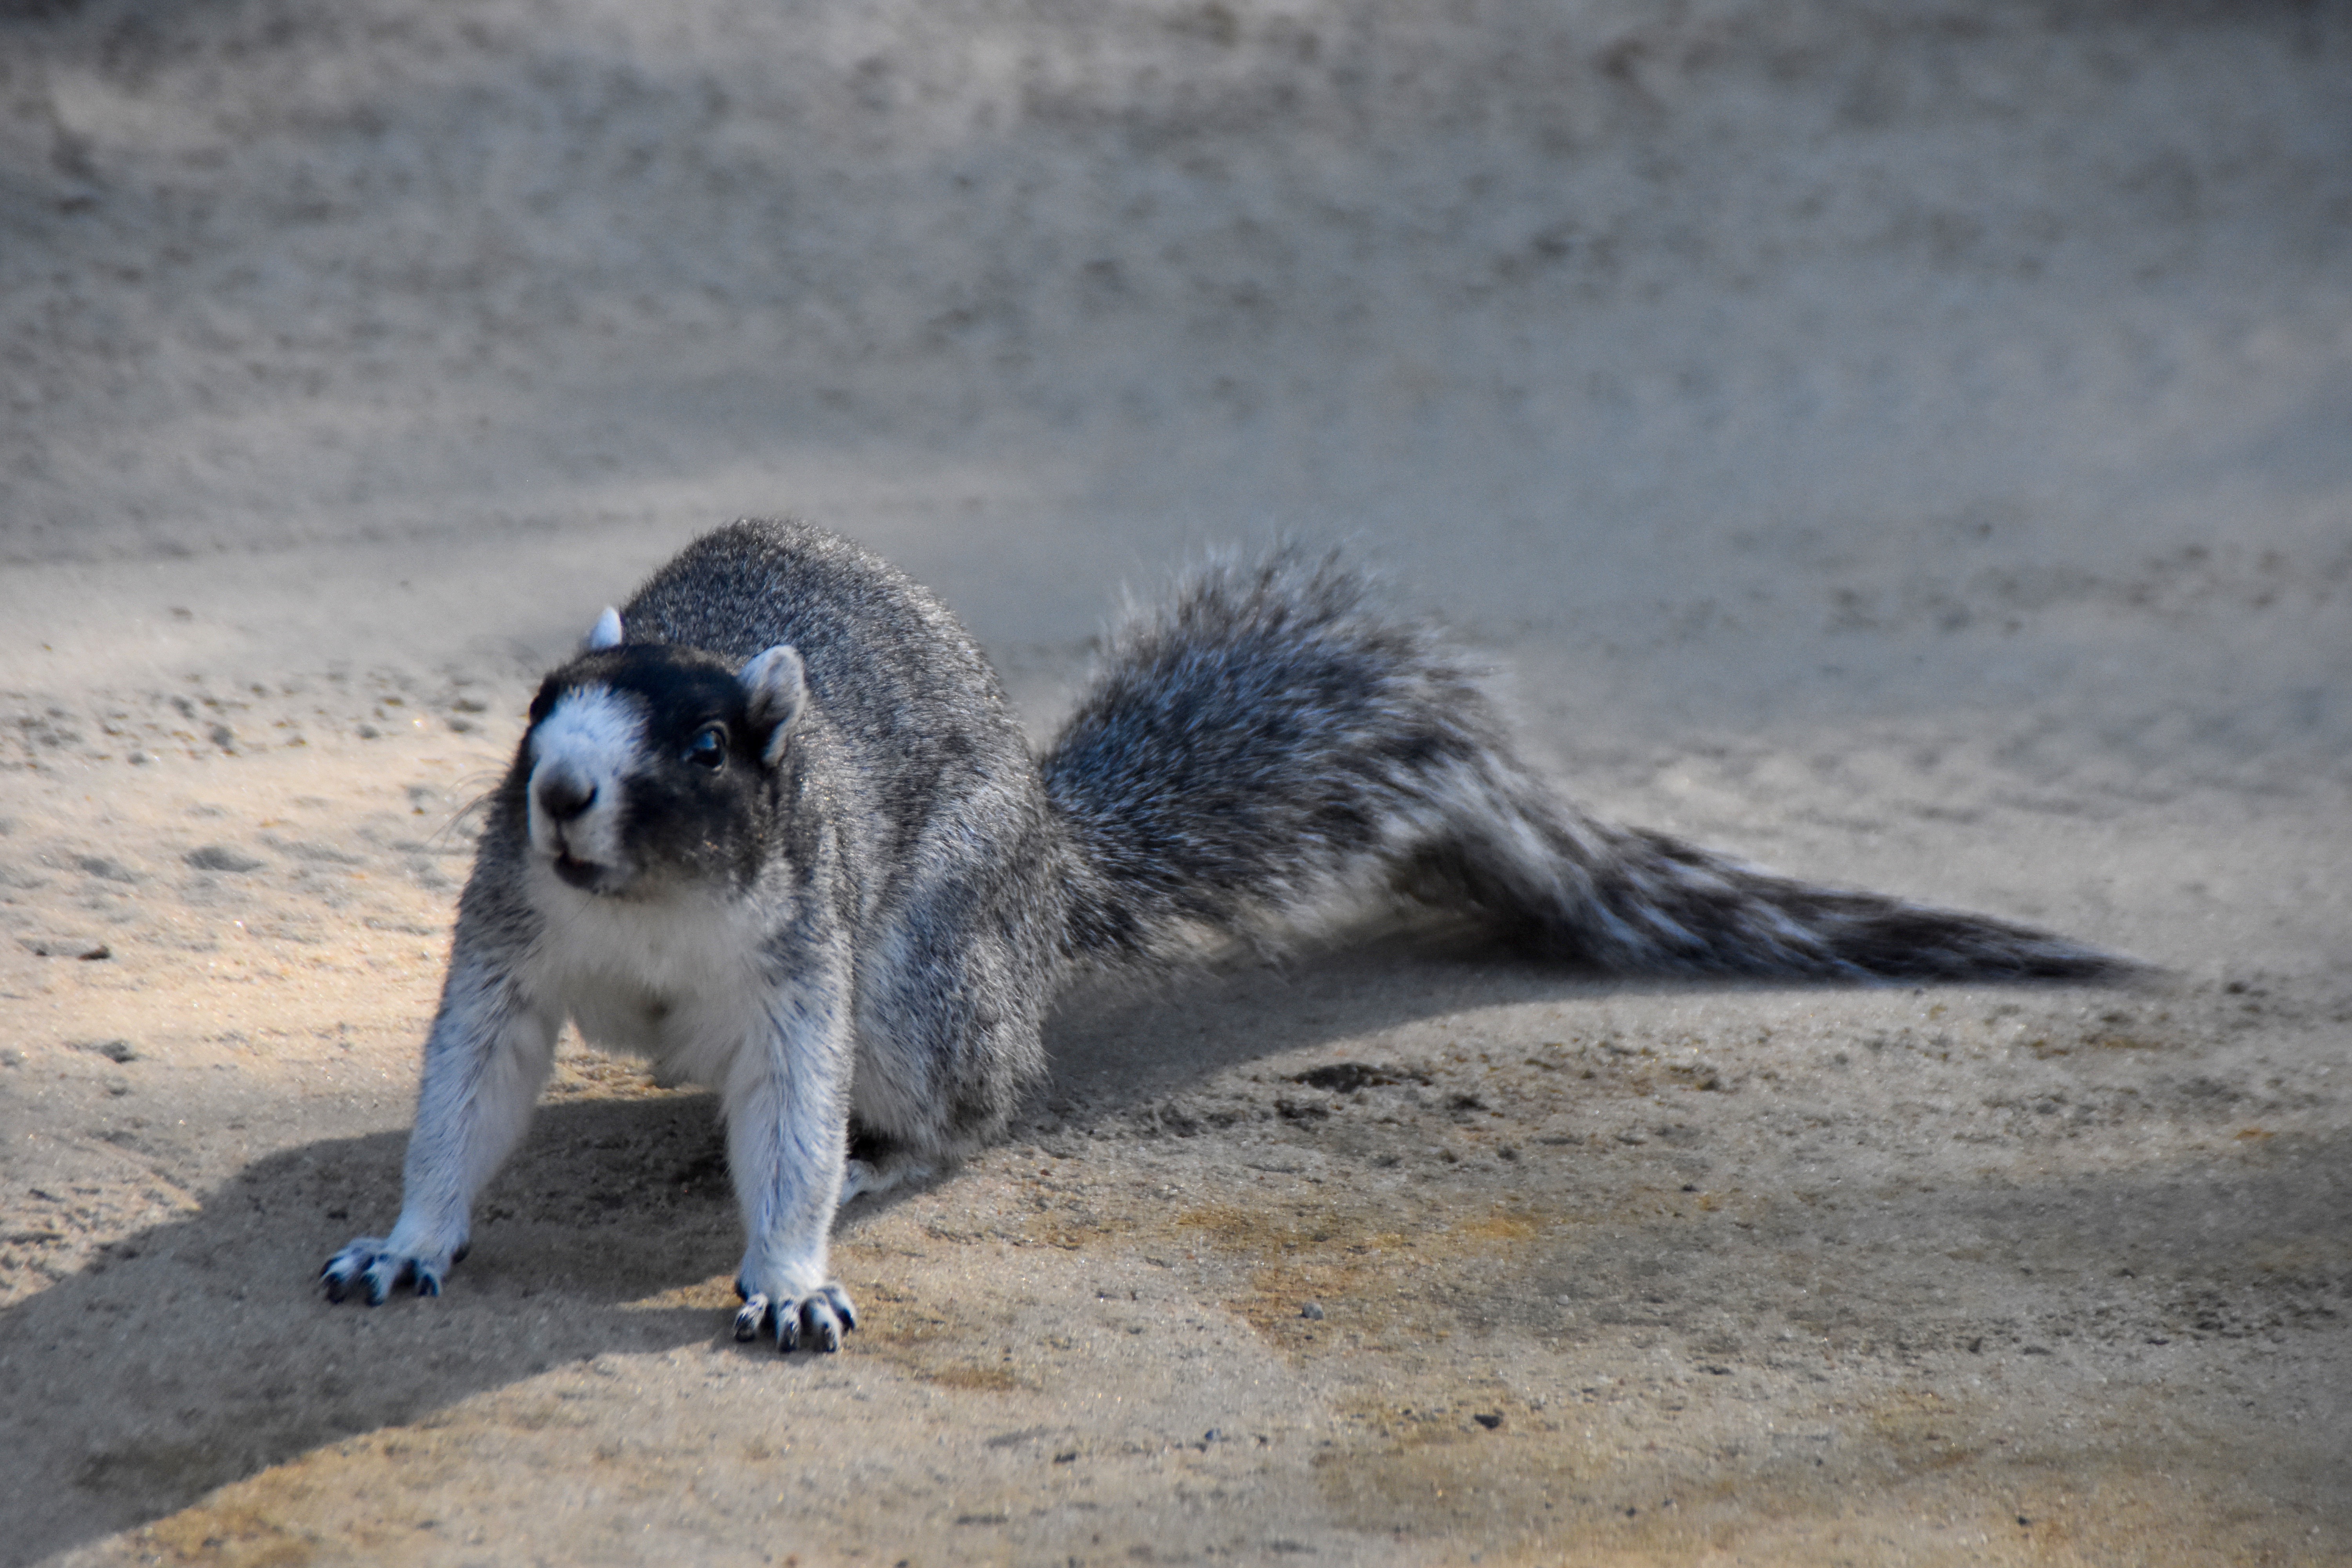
[723,951,861,1352]
[322,952,560,1304]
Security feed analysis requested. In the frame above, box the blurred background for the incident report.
[1,0,2346,773]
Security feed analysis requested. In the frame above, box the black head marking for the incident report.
[526,644,793,893]
[532,645,773,763]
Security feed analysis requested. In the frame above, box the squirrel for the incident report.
[323,518,2123,1350]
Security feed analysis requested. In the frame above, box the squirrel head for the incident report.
[517,628,808,900]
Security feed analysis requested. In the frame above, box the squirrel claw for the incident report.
[321,1236,451,1307]
[730,1282,858,1353]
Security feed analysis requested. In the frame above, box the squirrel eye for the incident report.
[685,724,728,769]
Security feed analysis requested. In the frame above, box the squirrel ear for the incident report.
[585,606,624,651]
[739,644,807,764]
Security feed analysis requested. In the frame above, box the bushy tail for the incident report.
[1040,549,2124,982]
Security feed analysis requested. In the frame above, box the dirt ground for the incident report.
[2,0,2349,1563]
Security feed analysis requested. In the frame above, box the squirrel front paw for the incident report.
[321,1235,466,1305]
[733,1277,858,1353]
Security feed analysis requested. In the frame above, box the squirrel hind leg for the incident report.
[842,1121,939,1202]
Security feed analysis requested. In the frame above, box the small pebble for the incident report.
[1300,1301,1324,1320]
[18,935,109,960]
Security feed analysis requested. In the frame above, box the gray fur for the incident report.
[325,519,2124,1349]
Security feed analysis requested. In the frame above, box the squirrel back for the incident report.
[585,521,2114,985]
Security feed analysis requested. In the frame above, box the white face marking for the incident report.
[527,684,646,885]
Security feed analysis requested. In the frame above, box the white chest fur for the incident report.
[520,859,775,1087]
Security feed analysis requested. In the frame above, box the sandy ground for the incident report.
[2,0,2349,1562]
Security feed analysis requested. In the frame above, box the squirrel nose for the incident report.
[535,765,597,824]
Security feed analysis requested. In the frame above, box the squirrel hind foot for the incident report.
[842,1154,936,1202]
